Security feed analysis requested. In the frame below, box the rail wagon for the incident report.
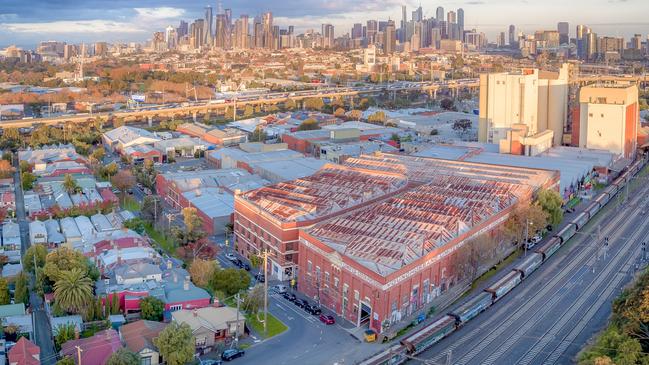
[514,253,543,278]
[448,292,493,325]
[571,212,589,230]
[584,201,601,218]
[484,270,522,302]
[554,223,577,243]
[596,191,611,206]
[400,315,456,355]
[535,237,562,261]
[356,345,407,365]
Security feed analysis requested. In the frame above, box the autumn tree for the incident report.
[334,107,346,117]
[349,110,363,120]
[304,97,324,111]
[111,170,136,203]
[0,160,15,179]
[297,118,320,131]
[189,258,218,288]
[285,98,297,110]
[0,278,9,305]
[367,111,387,124]
[243,104,254,118]
[181,207,205,243]
[503,202,548,247]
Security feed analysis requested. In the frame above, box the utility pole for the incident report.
[234,292,240,345]
[524,218,529,257]
[75,345,83,365]
[263,249,268,336]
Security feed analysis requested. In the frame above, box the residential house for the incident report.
[60,329,122,365]
[120,320,167,365]
[171,307,245,353]
[2,221,21,251]
[8,337,40,365]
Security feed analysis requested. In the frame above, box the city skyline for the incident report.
[1,0,648,47]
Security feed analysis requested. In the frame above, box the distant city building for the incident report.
[557,22,569,44]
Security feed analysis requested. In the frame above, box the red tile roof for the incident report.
[8,337,40,365]
[60,329,122,365]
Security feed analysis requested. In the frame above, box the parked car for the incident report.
[255,273,265,283]
[225,253,237,262]
[282,292,296,302]
[294,299,307,308]
[221,349,245,361]
[273,285,287,294]
[319,314,335,325]
[201,359,223,365]
[305,304,322,315]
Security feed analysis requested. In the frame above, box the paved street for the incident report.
[13,156,57,365]
[416,181,649,365]
[212,249,386,365]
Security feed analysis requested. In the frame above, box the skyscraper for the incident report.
[215,13,226,48]
[352,23,363,40]
[557,22,569,45]
[384,20,396,54]
[457,8,464,34]
[401,6,407,43]
[204,6,213,47]
[412,6,423,22]
[436,7,444,22]
[322,24,334,48]
[262,12,273,49]
[234,15,249,49]
[508,25,517,48]
[177,20,188,38]
[367,20,378,44]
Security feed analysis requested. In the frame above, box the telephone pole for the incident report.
[263,249,268,337]
[235,292,240,344]
[75,345,83,365]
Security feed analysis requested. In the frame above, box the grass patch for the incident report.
[239,343,251,350]
[246,312,287,338]
[469,249,521,292]
[121,195,141,211]
[144,223,176,253]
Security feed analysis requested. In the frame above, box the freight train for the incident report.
[357,159,644,365]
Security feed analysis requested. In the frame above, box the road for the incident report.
[0,79,480,128]
[416,180,649,365]
[12,156,57,365]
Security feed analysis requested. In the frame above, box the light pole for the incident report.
[524,218,533,257]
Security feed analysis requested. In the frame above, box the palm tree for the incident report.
[54,268,94,314]
[63,174,78,194]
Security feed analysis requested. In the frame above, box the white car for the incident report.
[225,253,237,262]
[273,285,287,294]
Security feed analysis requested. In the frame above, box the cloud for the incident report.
[134,7,185,20]
[1,19,143,34]
[465,1,485,4]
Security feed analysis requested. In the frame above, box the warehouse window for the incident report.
[354,290,360,301]
[307,260,312,274]
[334,277,339,288]
[325,272,330,284]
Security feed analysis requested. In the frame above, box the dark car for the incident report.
[233,260,250,271]
[319,314,335,325]
[305,304,322,315]
[255,273,265,283]
[283,292,296,302]
[221,349,245,361]
[294,299,307,308]
[201,360,223,365]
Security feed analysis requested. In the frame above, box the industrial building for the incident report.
[478,64,569,151]
[233,153,558,301]
[575,83,639,160]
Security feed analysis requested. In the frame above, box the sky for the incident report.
[0,0,648,48]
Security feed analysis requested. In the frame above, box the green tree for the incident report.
[44,247,89,283]
[53,268,94,314]
[90,147,105,163]
[14,271,29,304]
[244,284,264,314]
[100,162,119,179]
[249,126,267,142]
[297,118,320,131]
[19,160,31,173]
[154,322,195,365]
[139,296,164,321]
[107,348,140,365]
[536,189,564,226]
[54,323,77,351]
[181,207,206,243]
[0,278,10,305]
[56,357,76,365]
[140,196,162,223]
[23,244,47,273]
[209,268,251,297]
[63,174,78,194]
[243,104,254,118]
[111,291,120,314]
[21,172,36,190]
